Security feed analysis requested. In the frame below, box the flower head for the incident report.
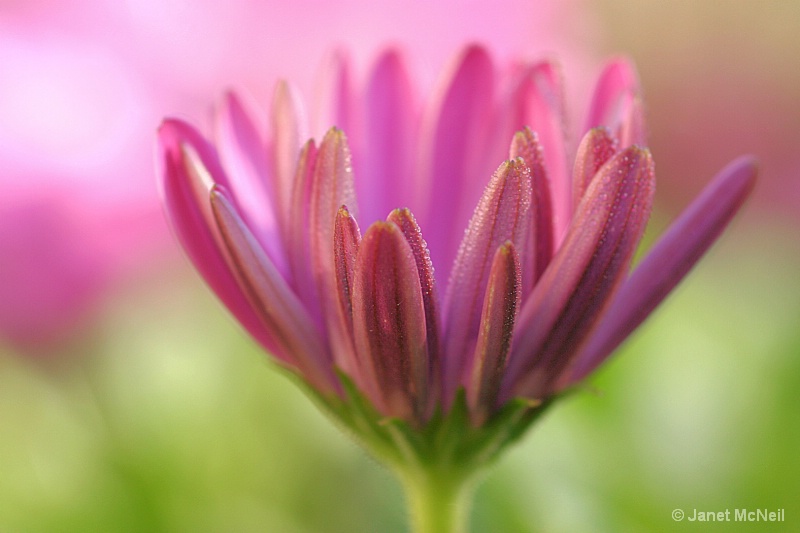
[157,45,755,462]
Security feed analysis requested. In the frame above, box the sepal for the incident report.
[297,371,559,477]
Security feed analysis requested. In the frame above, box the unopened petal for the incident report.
[309,129,360,366]
[387,207,441,413]
[468,242,521,425]
[566,156,757,384]
[332,205,362,378]
[443,158,532,402]
[510,127,555,295]
[352,221,430,422]
[504,146,655,400]
[572,127,618,208]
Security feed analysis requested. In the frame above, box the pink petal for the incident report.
[443,158,532,402]
[331,205,362,379]
[566,156,757,384]
[158,119,278,357]
[271,80,308,234]
[572,127,618,208]
[285,140,321,320]
[509,127,555,295]
[387,207,441,412]
[352,221,430,422]
[418,44,495,280]
[214,91,287,275]
[584,57,646,147]
[503,146,655,400]
[315,49,360,153]
[506,61,571,241]
[467,242,521,425]
[360,49,420,224]
[210,186,337,394]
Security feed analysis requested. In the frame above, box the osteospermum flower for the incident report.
[157,45,755,532]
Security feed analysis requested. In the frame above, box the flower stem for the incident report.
[402,467,475,533]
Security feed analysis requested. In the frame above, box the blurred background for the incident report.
[0,1,798,531]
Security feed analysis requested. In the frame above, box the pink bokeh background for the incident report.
[1,0,796,351]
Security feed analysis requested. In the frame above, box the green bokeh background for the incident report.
[2,215,798,533]
[2,2,799,532]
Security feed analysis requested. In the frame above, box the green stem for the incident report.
[402,467,475,533]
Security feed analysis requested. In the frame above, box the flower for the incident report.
[157,45,754,472]
[0,1,587,352]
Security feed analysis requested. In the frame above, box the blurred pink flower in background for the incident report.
[0,188,165,351]
[0,0,592,351]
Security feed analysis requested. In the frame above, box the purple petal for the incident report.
[387,207,441,413]
[503,146,655,400]
[158,119,279,359]
[572,127,618,208]
[210,187,337,394]
[584,57,646,147]
[443,158,532,402]
[309,128,358,287]
[510,127,555,295]
[352,221,430,422]
[214,91,288,276]
[331,205,362,378]
[360,50,420,224]
[418,45,495,281]
[467,242,521,425]
[565,156,757,384]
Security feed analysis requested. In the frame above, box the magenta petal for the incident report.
[158,119,279,358]
[419,45,495,280]
[584,57,646,147]
[510,127,555,294]
[566,156,757,384]
[506,61,570,241]
[572,127,618,208]
[214,91,288,275]
[387,207,441,412]
[352,221,430,422]
[361,50,420,224]
[467,242,521,424]
[210,187,337,394]
[332,205,362,378]
[443,158,532,401]
[503,146,655,400]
